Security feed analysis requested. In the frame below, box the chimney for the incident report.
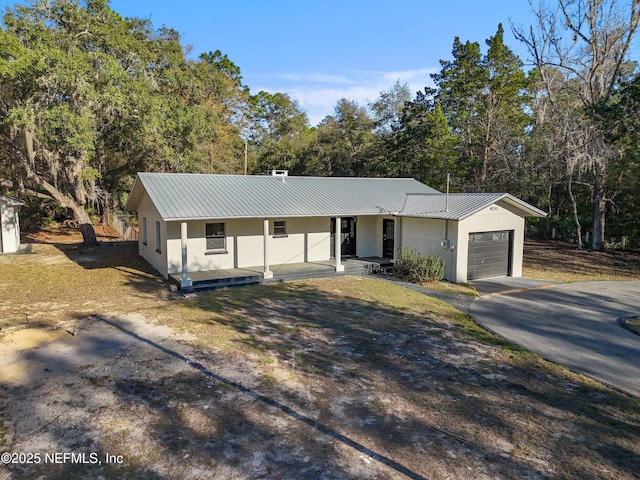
[267,169,289,177]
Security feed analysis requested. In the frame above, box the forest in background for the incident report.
[1,0,639,249]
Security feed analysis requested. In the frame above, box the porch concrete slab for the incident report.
[271,260,335,275]
[268,257,389,276]
[170,257,391,286]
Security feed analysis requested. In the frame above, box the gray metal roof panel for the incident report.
[129,173,439,220]
[399,193,546,220]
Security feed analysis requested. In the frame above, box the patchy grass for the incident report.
[0,241,168,329]
[422,280,479,296]
[165,277,640,478]
[523,240,640,282]
[1,231,639,479]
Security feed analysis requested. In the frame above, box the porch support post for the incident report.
[335,217,344,272]
[263,218,273,279]
[180,221,192,288]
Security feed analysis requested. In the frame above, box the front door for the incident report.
[383,219,394,258]
[330,217,357,257]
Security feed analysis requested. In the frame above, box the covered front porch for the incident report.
[169,257,393,291]
[169,215,401,291]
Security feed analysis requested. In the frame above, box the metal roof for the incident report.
[0,194,24,206]
[126,173,440,221]
[399,193,547,220]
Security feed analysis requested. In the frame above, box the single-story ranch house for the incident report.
[0,194,24,254]
[125,171,546,289]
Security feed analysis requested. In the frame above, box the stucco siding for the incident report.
[234,220,266,267]
[167,219,262,274]
[296,217,331,262]
[355,216,377,257]
[131,187,531,283]
[307,230,331,262]
[401,217,459,280]
[268,217,330,265]
[137,194,167,277]
[456,202,525,282]
[165,217,334,275]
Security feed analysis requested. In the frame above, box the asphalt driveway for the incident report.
[469,279,640,398]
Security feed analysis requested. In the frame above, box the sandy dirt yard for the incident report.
[1,231,639,479]
[0,314,202,478]
[1,309,519,480]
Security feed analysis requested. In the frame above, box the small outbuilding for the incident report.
[125,172,546,288]
[0,194,24,254]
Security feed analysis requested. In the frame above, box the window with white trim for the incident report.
[206,223,226,251]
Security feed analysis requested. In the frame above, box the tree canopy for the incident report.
[1,0,638,250]
[0,0,246,243]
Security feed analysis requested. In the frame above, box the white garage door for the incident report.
[467,231,512,280]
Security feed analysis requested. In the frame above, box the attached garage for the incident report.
[399,193,546,283]
[467,230,512,280]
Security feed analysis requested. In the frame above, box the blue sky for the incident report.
[2,0,540,125]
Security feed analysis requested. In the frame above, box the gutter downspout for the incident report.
[445,220,451,281]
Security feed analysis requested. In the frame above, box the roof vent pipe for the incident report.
[445,173,450,212]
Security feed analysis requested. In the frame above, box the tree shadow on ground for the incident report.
[0,312,437,479]
[3,242,639,478]
[99,314,431,479]
[59,241,170,297]
[60,241,156,273]
[524,240,640,280]
[2,307,560,479]
[181,279,640,478]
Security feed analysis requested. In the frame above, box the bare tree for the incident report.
[514,0,640,249]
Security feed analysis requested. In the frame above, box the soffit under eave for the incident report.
[497,197,547,218]
[124,177,149,212]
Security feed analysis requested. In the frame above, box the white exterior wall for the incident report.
[134,187,527,283]
[136,195,168,277]
[267,217,331,265]
[0,200,21,253]
[305,219,332,262]
[166,218,260,274]
[356,216,378,257]
[400,217,458,281]
[455,203,525,283]
[164,217,334,275]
